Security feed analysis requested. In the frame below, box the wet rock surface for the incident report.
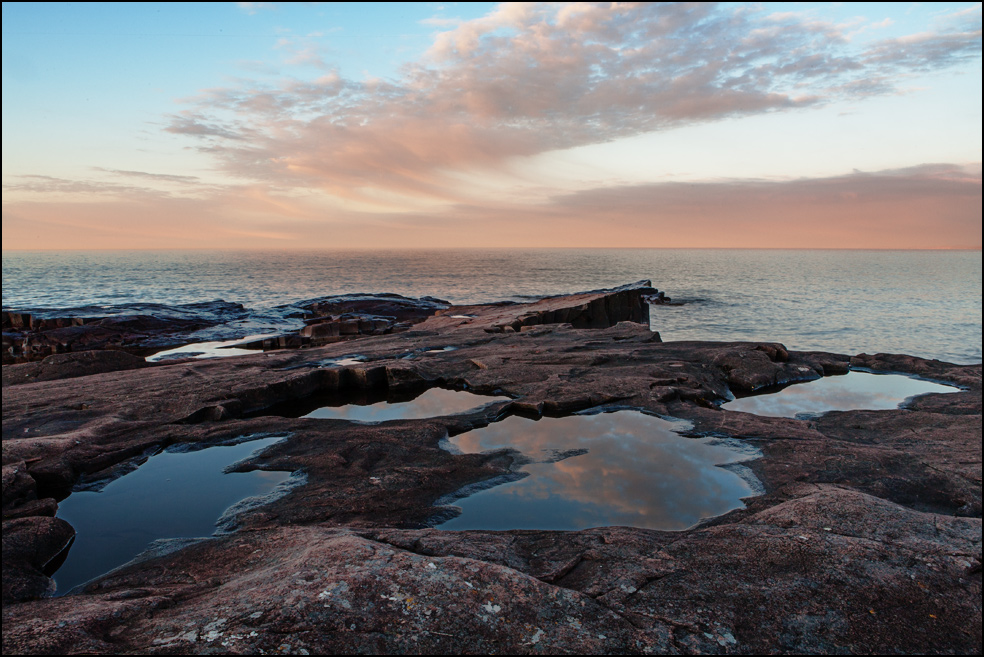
[2,284,980,654]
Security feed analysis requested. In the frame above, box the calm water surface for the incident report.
[299,388,511,422]
[722,371,959,418]
[54,436,290,595]
[438,411,758,531]
[3,249,981,363]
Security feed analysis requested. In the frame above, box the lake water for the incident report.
[3,249,981,364]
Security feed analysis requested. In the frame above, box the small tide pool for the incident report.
[722,371,958,418]
[146,333,280,361]
[53,435,291,595]
[436,410,759,531]
[262,387,511,423]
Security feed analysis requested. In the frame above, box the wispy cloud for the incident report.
[4,164,978,250]
[94,168,201,184]
[237,2,277,16]
[165,2,982,204]
[3,174,168,198]
[166,114,249,141]
[419,16,463,28]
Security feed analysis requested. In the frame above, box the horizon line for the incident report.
[3,246,982,254]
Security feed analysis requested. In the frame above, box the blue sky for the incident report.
[2,2,981,249]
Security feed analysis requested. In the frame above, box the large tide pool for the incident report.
[437,410,760,532]
[52,435,291,595]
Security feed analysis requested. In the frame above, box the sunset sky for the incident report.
[2,2,981,250]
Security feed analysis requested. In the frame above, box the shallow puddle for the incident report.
[146,333,280,361]
[722,371,958,418]
[319,356,366,367]
[297,387,510,422]
[53,435,291,595]
[437,410,758,531]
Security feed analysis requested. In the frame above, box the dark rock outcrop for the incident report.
[2,302,249,364]
[433,279,657,333]
[299,292,450,323]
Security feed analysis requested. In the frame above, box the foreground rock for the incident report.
[2,284,980,654]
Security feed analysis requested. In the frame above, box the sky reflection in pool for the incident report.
[722,371,957,418]
[145,333,279,361]
[301,387,510,422]
[438,411,757,531]
[54,436,289,595]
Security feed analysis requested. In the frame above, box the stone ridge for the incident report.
[427,279,659,333]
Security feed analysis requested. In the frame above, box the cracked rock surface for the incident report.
[2,283,980,654]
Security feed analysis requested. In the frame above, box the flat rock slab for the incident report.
[2,285,980,654]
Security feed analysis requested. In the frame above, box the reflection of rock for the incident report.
[537,448,590,463]
[1,284,980,655]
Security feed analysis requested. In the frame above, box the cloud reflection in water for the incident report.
[440,411,757,531]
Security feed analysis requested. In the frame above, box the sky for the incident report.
[2,1,981,250]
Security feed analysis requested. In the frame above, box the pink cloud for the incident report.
[4,165,978,250]
[162,3,981,203]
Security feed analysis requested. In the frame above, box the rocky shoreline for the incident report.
[2,282,980,654]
